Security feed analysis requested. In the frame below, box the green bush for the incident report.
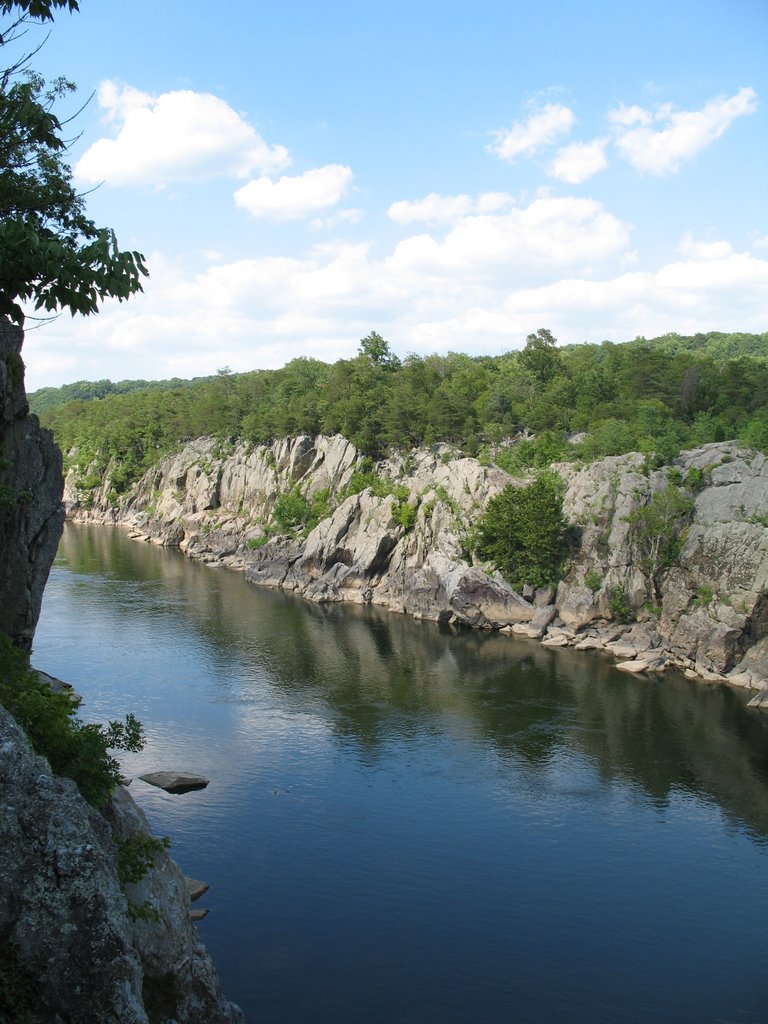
[272,489,310,532]
[116,833,171,885]
[625,484,694,603]
[475,472,566,589]
[0,633,144,807]
[608,584,632,622]
[584,569,602,592]
[392,499,418,531]
[115,833,171,923]
[247,535,270,550]
[271,487,334,536]
[693,583,714,607]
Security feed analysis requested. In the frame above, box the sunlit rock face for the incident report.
[0,320,64,649]
[67,434,768,692]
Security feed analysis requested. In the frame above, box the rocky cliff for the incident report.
[66,433,768,701]
[0,323,242,1023]
[0,320,64,649]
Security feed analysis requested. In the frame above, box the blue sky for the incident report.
[15,0,768,390]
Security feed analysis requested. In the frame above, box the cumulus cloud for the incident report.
[387,192,512,225]
[408,249,768,352]
[609,87,757,174]
[488,103,575,161]
[75,81,291,186]
[677,232,734,261]
[547,138,608,184]
[387,196,631,277]
[234,164,353,220]
[25,235,768,391]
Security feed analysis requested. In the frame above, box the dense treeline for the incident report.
[29,375,201,415]
[37,330,768,492]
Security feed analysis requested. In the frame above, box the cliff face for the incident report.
[0,705,243,1024]
[0,320,64,648]
[66,433,768,698]
[0,324,242,1023]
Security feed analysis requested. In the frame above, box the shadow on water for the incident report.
[50,523,768,842]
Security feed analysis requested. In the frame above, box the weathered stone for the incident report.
[186,877,210,902]
[541,633,570,647]
[747,689,768,709]
[0,320,64,648]
[529,604,558,632]
[617,657,666,674]
[107,788,242,1023]
[575,635,606,651]
[605,642,638,660]
[1,321,241,1021]
[139,771,210,794]
[556,583,599,630]
[0,707,147,1023]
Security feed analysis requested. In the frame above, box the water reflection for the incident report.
[48,523,768,841]
[35,523,768,1024]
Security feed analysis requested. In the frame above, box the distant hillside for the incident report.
[28,331,767,417]
[28,375,204,415]
[623,331,768,362]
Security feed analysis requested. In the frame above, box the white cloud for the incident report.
[488,103,576,161]
[387,196,631,277]
[23,185,768,391]
[609,87,758,174]
[310,208,364,230]
[547,138,608,183]
[677,232,734,261]
[408,249,768,351]
[608,103,653,128]
[234,164,353,220]
[75,81,291,186]
[387,192,512,225]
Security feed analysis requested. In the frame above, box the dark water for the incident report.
[34,524,768,1024]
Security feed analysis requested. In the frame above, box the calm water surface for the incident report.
[34,524,768,1024]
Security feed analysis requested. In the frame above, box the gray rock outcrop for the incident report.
[0,706,242,1024]
[1,323,242,1022]
[65,434,768,698]
[0,320,65,648]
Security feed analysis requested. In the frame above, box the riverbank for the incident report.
[66,434,768,705]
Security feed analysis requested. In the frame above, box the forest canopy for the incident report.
[34,329,768,493]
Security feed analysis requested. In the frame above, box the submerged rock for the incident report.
[139,771,210,794]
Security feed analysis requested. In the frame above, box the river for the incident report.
[33,523,768,1024]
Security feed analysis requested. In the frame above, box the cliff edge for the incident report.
[0,322,243,1023]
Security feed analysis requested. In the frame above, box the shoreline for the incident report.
[63,511,768,710]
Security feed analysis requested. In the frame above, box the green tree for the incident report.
[625,484,694,603]
[519,327,561,386]
[0,0,147,324]
[475,472,566,589]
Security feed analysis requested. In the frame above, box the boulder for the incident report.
[139,772,210,794]
[186,877,210,902]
